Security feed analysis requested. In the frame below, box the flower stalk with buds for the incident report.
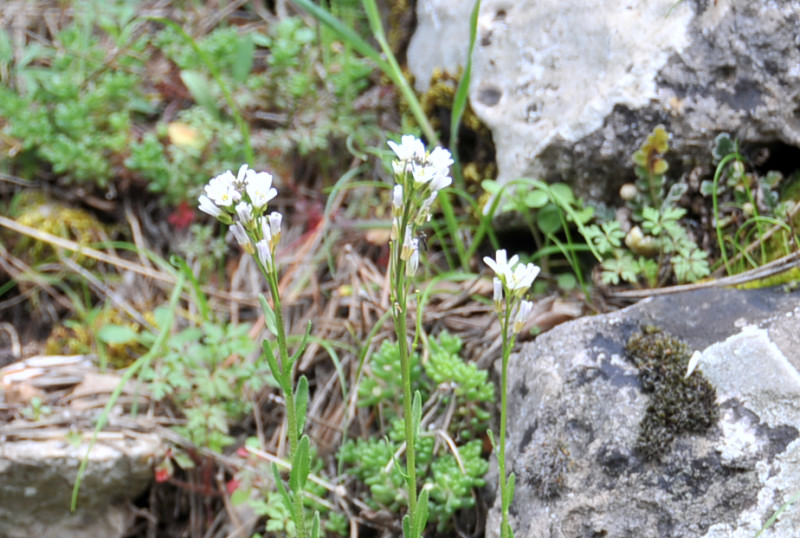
[198,164,315,538]
[484,249,540,538]
[387,135,453,537]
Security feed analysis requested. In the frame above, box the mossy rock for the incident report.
[625,325,718,460]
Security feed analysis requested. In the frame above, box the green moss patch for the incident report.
[626,326,719,460]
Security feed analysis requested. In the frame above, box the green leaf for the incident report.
[230,485,251,506]
[262,340,284,390]
[97,324,139,345]
[523,189,549,209]
[505,471,516,506]
[258,294,279,336]
[310,512,320,538]
[549,183,575,205]
[271,462,294,515]
[412,487,430,537]
[712,132,736,162]
[232,33,254,83]
[412,390,423,443]
[481,179,501,194]
[289,320,313,366]
[180,70,220,119]
[290,435,311,493]
[536,205,562,235]
[487,429,496,450]
[295,375,309,437]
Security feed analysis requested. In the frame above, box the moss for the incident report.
[626,326,718,461]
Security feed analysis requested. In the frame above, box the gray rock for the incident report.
[486,286,800,537]
[408,0,800,203]
[0,427,163,538]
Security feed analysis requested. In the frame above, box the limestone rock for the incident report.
[0,423,163,538]
[485,287,800,537]
[408,0,800,203]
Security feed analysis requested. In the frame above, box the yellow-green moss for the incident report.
[626,326,718,461]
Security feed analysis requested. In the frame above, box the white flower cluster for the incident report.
[198,164,282,271]
[388,135,453,277]
[484,249,540,334]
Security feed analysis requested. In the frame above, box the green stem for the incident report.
[499,320,512,538]
[395,301,418,523]
[267,269,308,538]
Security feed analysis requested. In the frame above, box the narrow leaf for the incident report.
[310,512,321,538]
[411,390,423,443]
[97,324,139,345]
[412,488,430,537]
[295,375,309,437]
[180,70,219,119]
[271,462,293,515]
[289,320,314,366]
[232,33,254,83]
[262,340,284,390]
[258,294,279,336]
[290,435,311,493]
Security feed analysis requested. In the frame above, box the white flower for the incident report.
[483,249,520,282]
[507,262,540,296]
[256,238,272,268]
[245,169,277,209]
[410,161,436,185]
[493,277,503,314]
[235,201,253,225]
[388,135,425,163]
[204,171,237,207]
[230,222,252,253]
[406,238,420,277]
[427,146,453,174]
[513,300,534,334]
[198,195,224,218]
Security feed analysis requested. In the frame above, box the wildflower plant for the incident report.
[386,135,453,537]
[198,164,318,538]
[484,249,540,538]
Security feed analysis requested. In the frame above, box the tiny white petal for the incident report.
[198,195,224,218]
[685,350,703,379]
[427,146,453,172]
[428,172,452,192]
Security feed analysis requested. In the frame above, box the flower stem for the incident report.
[267,270,308,538]
[499,316,514,538]
[395,304,417,521]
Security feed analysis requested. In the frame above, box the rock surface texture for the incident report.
[408,0,800,202]
[0,430,162,538]
[485,286,800,537]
